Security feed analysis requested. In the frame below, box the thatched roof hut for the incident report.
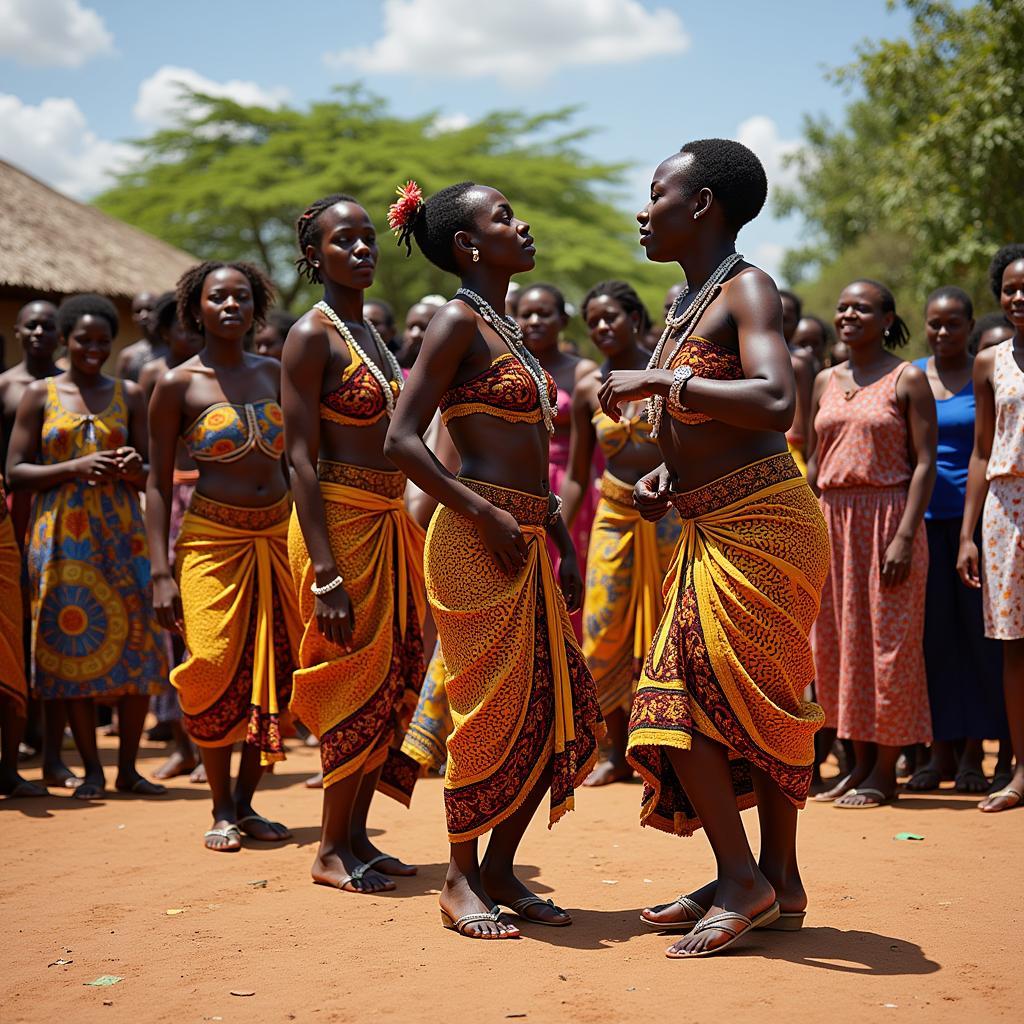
[0,160,196,366]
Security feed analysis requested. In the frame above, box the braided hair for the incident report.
[581,279,653,336]
[295,193,360,284]
[988,244,1024,301]
[57,293,119,340]
[851,279,910,350]
[175,261,273,336]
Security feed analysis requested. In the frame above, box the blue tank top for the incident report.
[913,357,974,519]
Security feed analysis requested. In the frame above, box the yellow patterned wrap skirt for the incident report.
[288,462,426,804]
[400,640,451,773]
[426,478,604,843]
[627,453,829,836]
[583,472,681,717]
[0,509,27,716]
[172,494,300,765]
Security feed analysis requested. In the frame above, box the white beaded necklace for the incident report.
[646,252,744,437]
[314,300,404,417]
[455,286,555,435]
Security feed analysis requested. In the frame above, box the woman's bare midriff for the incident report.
[193,452,288,507]
[317,417,397,473]
[448,413,551,497]
[662,419,788,494]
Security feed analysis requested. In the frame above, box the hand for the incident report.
[559,551,583,613]
[881,533,913,586]
[477,504,529,575]
[75,451,120,483]
[597,369,669,421]
[114,446,143,476]
[315,585,356,651]
[956,536,981,589]
[634,466,673,522]
[153,574,184,634]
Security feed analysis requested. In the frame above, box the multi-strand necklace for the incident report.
[646,252,744,437]
[455,286,555,435]
[314,300,404,416]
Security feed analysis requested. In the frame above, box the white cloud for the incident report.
[326,0,688,83]
[0,0,113,67]
[133,66,290,129]
[747,241,785,283]
[0,93,136,198]
[735,116,802,194]
[429,111,472,135]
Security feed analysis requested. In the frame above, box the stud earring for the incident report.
[884,328,890,337]
[472,248,480,263]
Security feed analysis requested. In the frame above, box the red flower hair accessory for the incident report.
[388,180,424,255]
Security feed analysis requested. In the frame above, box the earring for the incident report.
[472,248,480,263]
[693,213,699,220]
[884,328,890,337]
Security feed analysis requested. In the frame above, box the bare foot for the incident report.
[440,873,519,938]
[641,879,716,930]
[583,758,634,787]
[153,749,198,781]
[312,847,396,894]
[236,807,291,842]
[480,861,570,925]
[665,876,776,957]
[189,762,207,785]
[42,763,82,789]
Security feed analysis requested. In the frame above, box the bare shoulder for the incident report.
[573,356,599,384]
[120,378,145,403]
[728,264,779,302]
[973,343,1000,380]
[421,300,480,358]
[286,308,330,347]
[812,365,836,394]
[574,364,602,404]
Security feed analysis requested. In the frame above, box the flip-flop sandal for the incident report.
[904,767,942,792]
[115,778,167,796]
[73,782,106,801]
[204,824,242,852]
[954,768,989,794]
[640,895,707,932]
[761,910,806,931]
[2,779,48,798]
[441,905,519,939]
[988,770,1013,795]
[236,814,291,841]
[371,853,418,876]
[665,903,780,959]
[43,773,82,790]
[979,786,1023,812]
[503,895,572,927]
[318,854,397,894]
[834,787,894,809]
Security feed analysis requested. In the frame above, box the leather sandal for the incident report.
[503,895,571,927]
[640,895,707,932]
[441,905,519,939]
[665,903,780,959]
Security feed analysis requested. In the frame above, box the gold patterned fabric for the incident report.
[172,494,299,764]
[583,472,681,717]
[400,641,451,773]
[288,461,426,804]
[627,453,829,836]
[426,477,603,843]
[0,505,27,715]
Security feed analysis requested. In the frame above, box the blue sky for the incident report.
[0,0,933,282]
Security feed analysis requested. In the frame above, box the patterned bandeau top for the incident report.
[320,337,400,427]
[666,336,744,425]
[440,352,557,426]
[591,407,655,459]
[182,399,285,463]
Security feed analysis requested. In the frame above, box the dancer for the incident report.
[385,180,603,938]
[597,139,829,958]
[282,194,425,892]
[562,280,681,786]
[8,294,168,800]
[146,262,300,850]
[958,244,1024,812]
[909,287,1006,793]
[809,280,936,808]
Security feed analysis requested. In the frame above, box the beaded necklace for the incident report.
[314,300,403,417]
[455,287,555,434]
[646,252,744,437]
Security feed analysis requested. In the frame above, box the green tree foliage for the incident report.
[779,0,1024,329]
[96,85,676,331]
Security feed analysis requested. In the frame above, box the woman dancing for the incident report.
[562,280,680,786]
[146,262,301,851]
[8,294,168,800]
[384,180,603,938]
[282,194,426,893]
[597,140,829,958]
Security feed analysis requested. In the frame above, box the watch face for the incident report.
[680,366,694,381]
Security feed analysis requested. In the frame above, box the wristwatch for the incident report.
[668,365,694,409]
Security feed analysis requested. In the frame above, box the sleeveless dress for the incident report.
[911,359,1006,742]
[981,340,1024,639]
[27,378,166,699]
[812,364,931,745]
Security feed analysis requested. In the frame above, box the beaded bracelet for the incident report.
[311,575,345,597]
[545,493,564,528]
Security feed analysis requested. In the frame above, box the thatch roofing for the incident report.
[0,160,196,298]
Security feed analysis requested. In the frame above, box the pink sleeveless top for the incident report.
[988,340,1024,480]
[815,363,911,490]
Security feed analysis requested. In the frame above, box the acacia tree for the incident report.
[779,0,1024,311]
[97,85,675,325]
